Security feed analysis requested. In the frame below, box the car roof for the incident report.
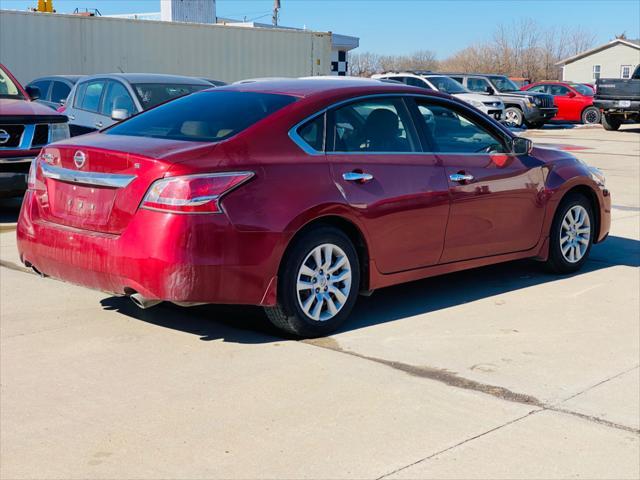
[30,75,85,83]
[76,73,212,85]
[216,77,452,100]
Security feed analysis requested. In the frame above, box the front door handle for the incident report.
[95,121,103,129]
[343,171,374,183]
[449,173,474,183]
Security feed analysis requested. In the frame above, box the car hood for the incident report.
[453,92,504,104]
[0,98,67,118]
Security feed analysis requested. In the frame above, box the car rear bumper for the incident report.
[17,191,282,306]
[593,99,640,113]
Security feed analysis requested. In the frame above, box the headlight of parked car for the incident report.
[49,123,70,143]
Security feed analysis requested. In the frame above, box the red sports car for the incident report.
[17,79,611,337]
[521,81,600,124]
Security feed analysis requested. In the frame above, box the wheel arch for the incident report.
[556,184,602,242]
[279,215,371,293]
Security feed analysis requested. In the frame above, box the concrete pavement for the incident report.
[1,124,639,479]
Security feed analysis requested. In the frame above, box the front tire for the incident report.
[602,113,622,131]
[544,193,594,274]
[581,106,601,125]
[504,107,524,127]
[265,226,360,337]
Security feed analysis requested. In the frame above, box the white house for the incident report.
[556,38,640,83]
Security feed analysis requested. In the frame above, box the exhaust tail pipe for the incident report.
[130,293,162,309]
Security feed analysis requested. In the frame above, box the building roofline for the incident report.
[555,38,640,66]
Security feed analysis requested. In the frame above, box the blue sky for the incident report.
[2,0,639,57]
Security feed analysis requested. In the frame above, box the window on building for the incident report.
[621,65,632,79]
[593,65,601,81]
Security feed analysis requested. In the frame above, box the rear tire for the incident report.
[264,226,360,338]
[602,113,622,131]
[581,106,601,125]
[504,107,524,127]
[544,193,594,274]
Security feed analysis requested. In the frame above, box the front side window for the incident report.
[133,83,209,110]
[329,98,418,153]
[107,91,296,142]
[528,84,548,93]
[101,81,136,116]
[414,100,506,154]
[51,81,71,104]
[466,77,491,93]
[79,80,106,112]
[0,67,23,99]
[549,85,571,96]
[571,84,594,96]
[488,76,520,92]
[427,76,467,94]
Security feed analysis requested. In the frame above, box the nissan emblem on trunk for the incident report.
[74,151,86,169]
[0,129,10,145]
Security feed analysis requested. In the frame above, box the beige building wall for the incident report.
[0,10,332,84]
[562,43,640,83]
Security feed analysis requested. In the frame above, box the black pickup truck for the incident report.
[594,65,640,130]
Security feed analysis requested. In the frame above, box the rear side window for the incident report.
[328,98,418,153]
[296,115,325,152]
[405,77,431,89]
[51,81,71,104]
[107,91,296,142]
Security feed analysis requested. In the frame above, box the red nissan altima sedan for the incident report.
[17,79,611,337]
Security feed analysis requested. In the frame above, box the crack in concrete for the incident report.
[304,337,543,407]
[377,410,541,479]
[303,338,640,437]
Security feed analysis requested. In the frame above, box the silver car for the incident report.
[63,73,212,136]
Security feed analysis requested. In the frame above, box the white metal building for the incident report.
[0,9,339,85]
[557,38,640,83]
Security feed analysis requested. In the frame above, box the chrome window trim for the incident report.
[288,93,514,157]
[41,162,136,188]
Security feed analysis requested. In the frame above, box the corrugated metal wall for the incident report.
[0,10,331,84]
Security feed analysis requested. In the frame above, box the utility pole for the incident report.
[272,0,280,26]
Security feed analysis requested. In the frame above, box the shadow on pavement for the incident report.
[102,235,639,343]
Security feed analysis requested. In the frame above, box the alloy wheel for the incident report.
[583,108,599,124]
[560,205,591,263]
[296,243,352,322]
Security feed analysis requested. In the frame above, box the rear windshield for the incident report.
[106,91,297,142]
[133,83,210,110]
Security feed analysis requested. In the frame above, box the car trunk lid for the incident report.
[34,135,215,234]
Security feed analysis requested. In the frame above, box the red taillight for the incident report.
[141,172,254,214]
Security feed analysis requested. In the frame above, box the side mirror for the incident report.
[512,137,533,156]
[111,108,130,121]
[25,85,41,101]
[567,91,576,98]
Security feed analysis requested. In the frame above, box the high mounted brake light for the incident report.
[141,172,254,214]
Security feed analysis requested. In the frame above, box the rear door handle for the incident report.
[449,173,474,183]
[343,172,374,183]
